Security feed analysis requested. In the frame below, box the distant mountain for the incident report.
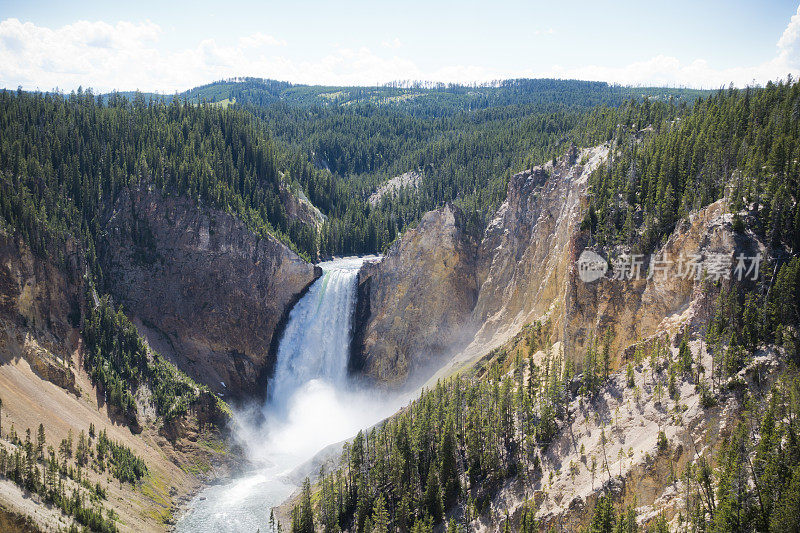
[103,77,709,111]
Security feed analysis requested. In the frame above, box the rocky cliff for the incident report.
[561,199,759,364]
[99,188,319,398]
[351,204,478,383]
[471,144,607,346]
[352,143,756,384]
[352,145,605,383]
[0,229,236,532]
[279,182,326,230]
[0,231,83,393]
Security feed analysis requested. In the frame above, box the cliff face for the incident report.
[471,144,607,345]
[561,199,755,363]
[0,231,83,392]
[0,230,235,533]
[99,188,319,398]
[279,182,326,230]
[353,143,753,384]
[351,204,478,383]
[352,146,606,383]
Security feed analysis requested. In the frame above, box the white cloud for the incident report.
[381,37,402,49]
[777,5,800,70]
[544,6,800,88]
[239,32,287,48]
[0,18,292,92]
[2,7,800,92]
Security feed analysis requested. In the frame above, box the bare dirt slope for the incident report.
[0,230,234,532]
[0,335,231,532]
[470,339,777,531]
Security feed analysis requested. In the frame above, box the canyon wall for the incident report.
[351,204,478,383]
[353,144,755,384]
[0,231,83,392]
[0,230,235,532]
[99,188,319,397]
[561,198,760,364]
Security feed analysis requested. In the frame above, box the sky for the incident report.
[1,0,800,92]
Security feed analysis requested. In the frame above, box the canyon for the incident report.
[0,139,763,532]
[1,71,797,533]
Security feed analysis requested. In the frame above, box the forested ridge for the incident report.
[175,77,705,114]
[0,88,320,263]
[105,78,706,256]
[585,79,800,256]
[228,79,702,245]
[0,84,584,260]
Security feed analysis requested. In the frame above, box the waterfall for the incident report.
[267,256,363,408]
[177,256,398,533]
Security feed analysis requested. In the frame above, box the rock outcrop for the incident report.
[368,171,422,206]
[471,144,607,346]
[352,142,757,385]
[0,231,83,393]
[561,199,759,364]
[279,182,326,230]
[351,204,478,383]
[352,146,606,384]
[99,188,319,398]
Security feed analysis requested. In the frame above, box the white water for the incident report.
[177,256,400,533]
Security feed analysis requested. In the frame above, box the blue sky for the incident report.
[1,0,799,92]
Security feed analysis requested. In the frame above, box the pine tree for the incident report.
[291,478,314,533]
[36,423,46,461]
[24,428,35,490]
[678,336,692,376]
[714,424,750,532]
[424,466,443,523]
[742,293,760,352]
[371,495,389,533]
[590,495,616,533]
[76,430,88,467]
[439,415,460,509]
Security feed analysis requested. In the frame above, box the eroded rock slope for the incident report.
[351,204,478,383]
[99,188,319,397]
[352,143,759,385]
